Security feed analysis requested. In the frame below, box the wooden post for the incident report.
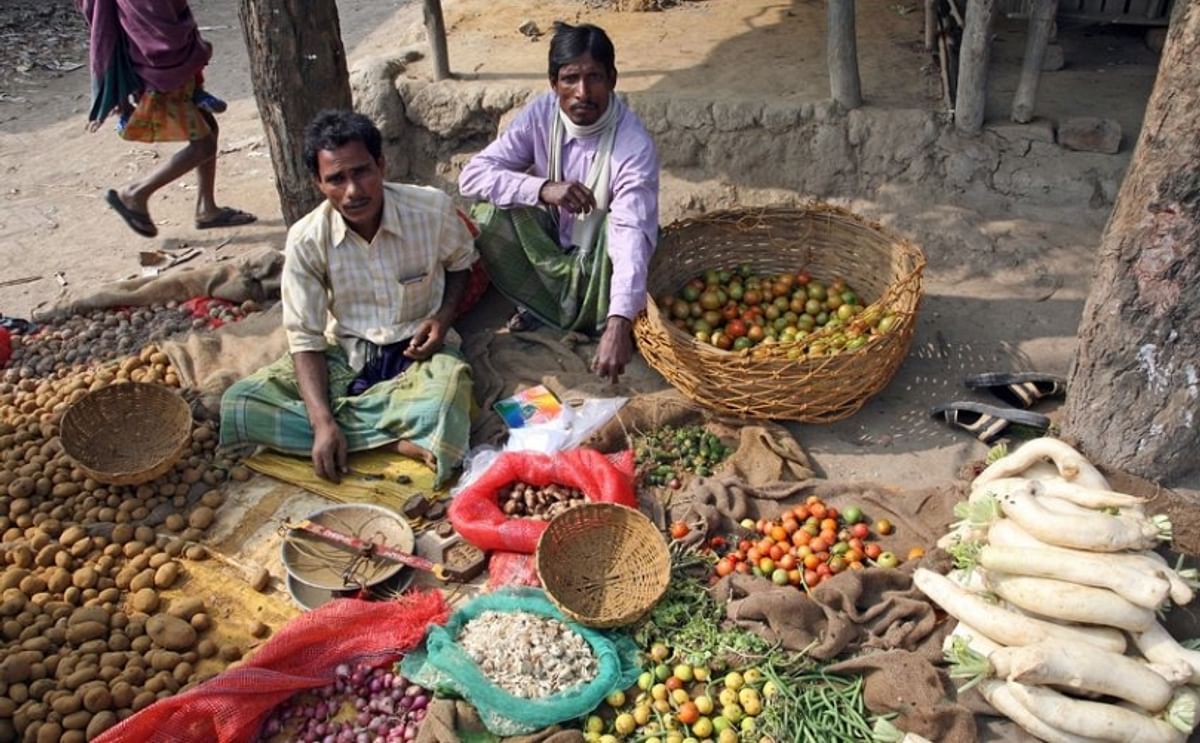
[424,0,451,81]
[239,0,352,226]
[925,0,938,51]
[955,0,996,134]
[827,0,863,108]
[1011,0,1058,123]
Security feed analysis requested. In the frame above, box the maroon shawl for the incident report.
[78,0,212,94]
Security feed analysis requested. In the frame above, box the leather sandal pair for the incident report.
[930,372,1065,443]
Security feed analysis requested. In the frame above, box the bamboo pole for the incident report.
[827,0,863,108]
[955,0,996,134]
[423,0,451,81]
[925,0,938,50]
[1011,0,1058,122]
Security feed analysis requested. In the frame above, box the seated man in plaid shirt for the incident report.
[219,110,476,487]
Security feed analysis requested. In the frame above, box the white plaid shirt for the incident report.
[281,183,478,371]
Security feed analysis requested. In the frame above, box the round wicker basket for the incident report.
[536,503,670,629]
[634,204,925,422]
[60,383,192,486]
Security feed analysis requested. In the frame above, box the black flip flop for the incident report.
[964,372,1066,409]
[196,207,257,230]
[929,401,1050,444]
[505,308,543,333]
[105,189,157,238]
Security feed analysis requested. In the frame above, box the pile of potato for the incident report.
[0,343,253,741]
[3,300,262,380]
[498,482,588,521]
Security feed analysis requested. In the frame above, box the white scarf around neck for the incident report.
[547,94,623,254]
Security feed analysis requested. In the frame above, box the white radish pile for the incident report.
[919,437,1200,743]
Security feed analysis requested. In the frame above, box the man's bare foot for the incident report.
[394,440,436,470]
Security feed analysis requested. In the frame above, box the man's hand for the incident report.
[593,316,634,384]
[404,316,449,360]
[539,180,597,215]
[311,420,348,483]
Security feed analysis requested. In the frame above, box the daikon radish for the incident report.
[971,476,1145,511]
[913,569,1127,653]
[1136,551,1197,606]
[1036,494,1145,520]
[1134,622,1200,685]
[1005,681,1185,742]
[984,571,1156,631]
[988,520,1188,605]
[996,484,1167,552]
[985,640,1178,711]
[974,437,1110,491]
[979,544,1169,609]
[977,680,1107,743]
[946,620,1002,656]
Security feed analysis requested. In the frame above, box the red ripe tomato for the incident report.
[787,569,803,586]
[810,503,828,520]
[782,518,800,535]
[716,558,735,577]
[796,271,812,286]
[820,518,839,533]
[808,538,828,554]
[669,522,690,540]
[778,554,797,571]
[816,563,833,577]
[848,537,865,553]
[851,523,870,540]
[735,561,751,574]
[768,544,785,562]
[722,304,740,321]
[747,547,762,563]
[770,525,789,543]
[864,543,883,560]
[726,319,748,338]
[792,505,810,521]
[791,530,811,548]
[826,507,839,520]
[804,569,821,586]
[738,539,753,552]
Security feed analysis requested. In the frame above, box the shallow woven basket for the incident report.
[634,204,925,422]
[60,383,192,486]
[536,503,670,629]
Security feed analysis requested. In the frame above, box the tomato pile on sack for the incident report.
[657,266,898,356]
[675,495,918,589]
[925,437,1200,743]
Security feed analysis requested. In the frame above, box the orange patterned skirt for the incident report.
[120,79,211,143]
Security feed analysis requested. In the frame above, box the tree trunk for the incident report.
[1010,0,1057,123]
[955,0,996,134]
[827,0,863,109]
[238,0,353,226]
[424,0,451,81]
[1063,1,1200,485]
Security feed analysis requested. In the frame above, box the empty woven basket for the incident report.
[634,203,925,422]
[60,383,192,486]
[536,503,670,628]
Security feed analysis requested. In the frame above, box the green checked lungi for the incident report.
[469,203,612,333]
[218,346,472,487]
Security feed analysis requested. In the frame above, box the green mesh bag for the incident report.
[401,587,641,736]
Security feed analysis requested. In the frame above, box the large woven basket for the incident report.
[60,383,192,486]
[634,204,925,422]
[536,503,670,628]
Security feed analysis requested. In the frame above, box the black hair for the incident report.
[548,22,616,81]
[302,110,383,177]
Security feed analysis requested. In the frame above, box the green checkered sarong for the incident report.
[469,203,611,332]
[217,346,472,487]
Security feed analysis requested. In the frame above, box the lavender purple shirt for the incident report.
[459,91,659,321]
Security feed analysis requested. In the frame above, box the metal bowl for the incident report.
[280,503,415,591]
[285,567,415,611]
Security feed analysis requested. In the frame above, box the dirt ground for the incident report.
[0,0,1182,489]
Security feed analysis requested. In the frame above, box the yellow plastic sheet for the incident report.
[243,450,445,528]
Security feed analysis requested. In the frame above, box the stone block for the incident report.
[711,100,761,131]
[1042,43,1065,71]
[1145,28,1167,53]
[666,98,713,130]
[1057,116,1122,154]
[987,118,1056,146]
[760,102,801,133]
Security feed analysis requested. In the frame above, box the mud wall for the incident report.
[350,55,1131,223]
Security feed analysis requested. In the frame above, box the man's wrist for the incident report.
[606,315,633,332]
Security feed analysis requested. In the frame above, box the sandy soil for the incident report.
[0,0,1178,489]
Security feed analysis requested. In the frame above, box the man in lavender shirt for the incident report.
[459,22,659,383]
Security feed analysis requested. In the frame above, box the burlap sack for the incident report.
[418,699,584,743]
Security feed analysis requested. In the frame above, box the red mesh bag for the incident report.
[0,328,10,368]
[485,551,542,591]
[448,448,636,554]
[94,591,449,743]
